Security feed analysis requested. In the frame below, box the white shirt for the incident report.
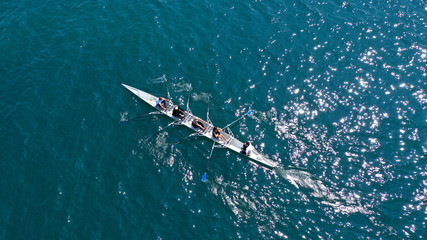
[156,98,167,109]
[155,98,163,106]
[246,145,254,156]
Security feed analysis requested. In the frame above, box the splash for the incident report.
[209,176,264,220]
[120,112,128,122]
[191,92,212,103]
[150,74,167,83]
[142,131,170,162]
[174,82,192,93]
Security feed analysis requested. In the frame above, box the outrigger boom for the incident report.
[122,83,278,169]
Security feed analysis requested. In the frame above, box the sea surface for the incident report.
[1,0,426,239]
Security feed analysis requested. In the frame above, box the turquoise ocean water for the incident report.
[1,0,426,239]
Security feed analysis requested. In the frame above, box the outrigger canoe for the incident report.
[122,84,278,169]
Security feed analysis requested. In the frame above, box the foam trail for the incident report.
[275,167,372,215]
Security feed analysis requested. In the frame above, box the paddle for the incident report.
[202,142,216,182]
[222,110,254,129]
[201,110,254,182]
[186,84,193,114]
[145,119,179,142]
[170,132,199,145]
[120,111,161,123]
[206,98,213,125]
[164,77,171,101]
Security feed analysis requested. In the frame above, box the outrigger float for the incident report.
[122,84,278,179]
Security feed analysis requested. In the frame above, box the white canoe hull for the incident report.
[122,84,278,169]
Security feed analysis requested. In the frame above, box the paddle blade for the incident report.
[247,110,254,115]
[202,173,207,182]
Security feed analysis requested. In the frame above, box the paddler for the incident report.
[172,105,186,119]
[241,141,254,156]
[212,126,227,142]
[156,97,170,111]
[192,117,207,132]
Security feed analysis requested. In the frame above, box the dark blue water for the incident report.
[1,0,425,239]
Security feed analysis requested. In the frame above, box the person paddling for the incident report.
[172,105,186,120]
[212,126,227,143]
[156,97,170,111]
[240,141,254,156]
[192,117,207,132]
